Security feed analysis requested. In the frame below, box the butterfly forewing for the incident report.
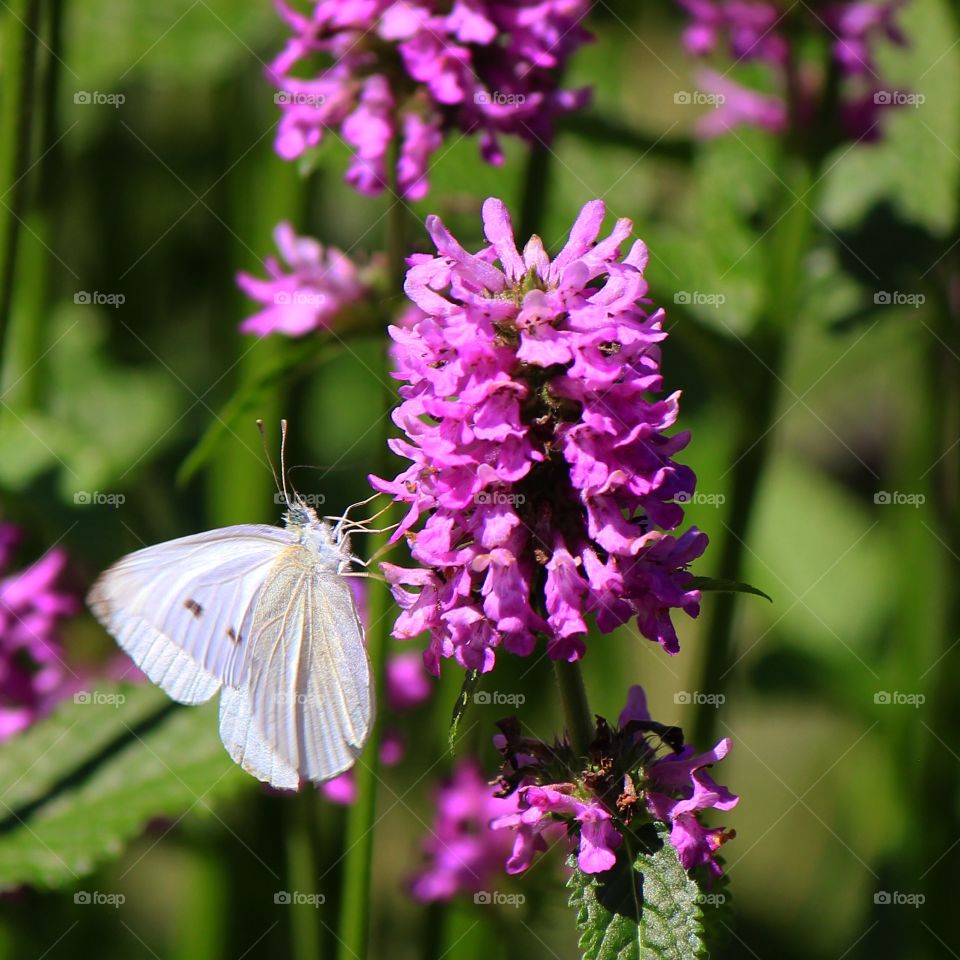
[87,525,291,703]
[89,511,374,789]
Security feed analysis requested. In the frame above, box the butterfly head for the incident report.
[284,498,353,563]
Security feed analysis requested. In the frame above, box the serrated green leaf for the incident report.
[449,669,481,756]
[0,682,248,890]
[688,575,772,603]
[567,824,712,960]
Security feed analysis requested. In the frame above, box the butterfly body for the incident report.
[88,503,373,790]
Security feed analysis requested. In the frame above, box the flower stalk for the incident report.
[553,658,593,757]
[0,0,42,355]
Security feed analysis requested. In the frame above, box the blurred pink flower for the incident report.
[236,222,369,337]
[0,525,79,740]
[269,0,592,199]
[676,0,908,142]
[694,70,787,137]
[410,759,522,901]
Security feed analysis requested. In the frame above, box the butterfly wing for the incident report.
[87,525,291,704]
[220,545,372,786]
[218,686,300,790]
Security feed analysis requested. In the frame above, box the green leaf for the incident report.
[177,337,335,485]
[0,307,181,497]
[448,669,481,756]
[688,575,772,603]
[567,824,716,960]
[0,682,249,890]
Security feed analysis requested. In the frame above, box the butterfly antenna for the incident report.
[257,419,285,506]
[279,419,292,507]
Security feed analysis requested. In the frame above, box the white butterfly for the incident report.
[87,489,375,790]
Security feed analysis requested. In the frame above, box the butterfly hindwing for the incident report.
[87,525,292,704]
[218,685,300,790]
[244,547,373,784]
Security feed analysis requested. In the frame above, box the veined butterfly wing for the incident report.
[238,546,372,784]
[87,525,291,704]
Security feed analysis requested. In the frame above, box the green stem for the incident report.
[0,0,42,365]
[286,792,322,960]
[336,180,405,960]
[519,145,551,240]
[916,249,960,955]
[554,659,593,757]
[692,156,814,746]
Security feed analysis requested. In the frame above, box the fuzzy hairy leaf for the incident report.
[0,683,248,890]
[567,824,715,960]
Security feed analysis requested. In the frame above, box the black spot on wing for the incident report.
[185,599,203,618]
[226,627,242,644]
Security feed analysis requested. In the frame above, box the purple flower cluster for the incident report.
[269,0,592,199]
[410,759,521,902]
[619,686,737,876]
[491,686,738,877]
[375,198,706,675]
[0,525,79,740]
[493,783,620,874]
[677,0,908,141]
[236,222,372,337]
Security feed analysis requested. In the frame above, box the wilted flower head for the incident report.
[676,0,908,142]
[236,222,372,337]
[410,758,521,901]
[270,0,592,199]
[0,525,79,740]
[490,686,737,877]
[375,197,706,675]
